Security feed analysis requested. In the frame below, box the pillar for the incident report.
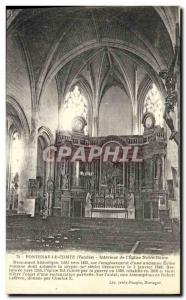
[75,161,80,186]
[92,116,98,137]
[123,162,125,193]
[18,133,38,213]
[92,98,99,137]
[162,155,166,190]
[45,161,51,191]
[72,161,80,187]
[133,66,139,135]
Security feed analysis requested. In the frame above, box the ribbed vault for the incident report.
[7,6,179,135]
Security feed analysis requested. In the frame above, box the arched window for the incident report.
[143,83,164,127]
[61,86,88,135]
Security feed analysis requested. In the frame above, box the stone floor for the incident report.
[6,215,180,254]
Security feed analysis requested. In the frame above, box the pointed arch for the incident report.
[38,126,54,146]
[6,95,30,141]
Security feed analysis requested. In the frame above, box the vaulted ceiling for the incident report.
[7,7,179,111]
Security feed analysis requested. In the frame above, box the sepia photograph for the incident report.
[5,5,181,295]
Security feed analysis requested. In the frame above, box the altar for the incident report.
[85,191,135,219]
[91,207,135,219]
[52,120,167,221]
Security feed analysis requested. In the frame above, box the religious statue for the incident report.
[43,193,47,209]
[130,174,135,191]
[13,172,19,190]
[28,179,38,197]
[47,179,54,192]
[85,192,92,217]
[18,200,25,214]
[47,179,54,216]
[102,161,122,194]
[159,37,179,144]
[62,174,69,190]
[9,173,19,209]
[127,192,135,208]
[89,174,95,192]
[41,205,48,220]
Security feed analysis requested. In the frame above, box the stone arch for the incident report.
[6,95,30,141]
[137,76,153,133]
[36,127,55,207]
[38,126,54,146]
[6,96,30,211]
[38,39,167,104]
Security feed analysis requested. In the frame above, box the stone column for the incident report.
[6,118,12,209]
[92,100,99,137]
[45,161,51,191]
[139,162,142,190]
[92,116,98,137]
[72,161,80,187]
[18,133,38,213]
[6,118,12,193]
[123,162,125,192]
[130,162,133,191]
[125,163,128,190]
[162,155,166,190]
[133,66,139,135]
[75,161,80,186]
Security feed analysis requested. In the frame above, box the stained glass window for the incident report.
[62,86,88,134]
[143,83,164,127]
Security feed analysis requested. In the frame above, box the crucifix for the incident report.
[159,23,180,145]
